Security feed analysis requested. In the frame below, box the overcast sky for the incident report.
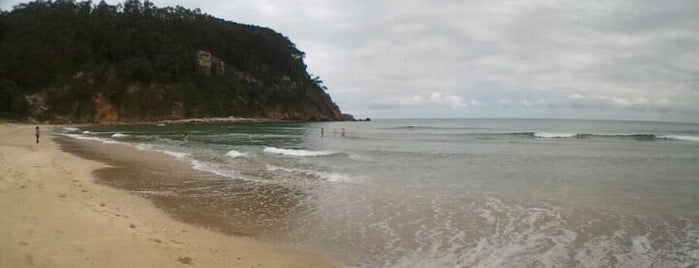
[2,0,698,122]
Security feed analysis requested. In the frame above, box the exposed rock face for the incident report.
[195,50,225,75]
[93,93,119,124]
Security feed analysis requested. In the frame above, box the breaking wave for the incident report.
[263,146,338,157]
[480,132,698,141]
[657,135,699,142]
[533,132,577,138]
[61,133,122,145]
[111,133,129,138]
[157,149,189,160]
[266,165,361,183]
[225,150,247,158]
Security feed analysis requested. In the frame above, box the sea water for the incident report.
[60,119,699,267]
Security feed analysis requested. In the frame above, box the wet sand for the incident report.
[0,124,337,267]
[56,135,309,238]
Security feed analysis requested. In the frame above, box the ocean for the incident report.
[58,119,699,267]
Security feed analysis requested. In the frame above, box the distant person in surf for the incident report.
[35,126,40,143]
[183,133,190,142]
[321,128,325,137]
[341,128,346,137]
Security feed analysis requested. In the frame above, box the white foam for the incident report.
[63,133,194,163]
[266,164,361,183]
[129,146,239,179]
[348,152,372,162]
[63,127,79,132]
[266,165,294,173]
[657,135,699,142]
[62,133,121,145]
[631,235,651,254]
[225,150,247,158]
[534,132,577,138]
[475,208,496,225]
[134,143,154,151]
[111,133,129,138]
[82,130,91,134]
[156,123,166,126]
[263,146,337,157]
[191,160,238,178]
[130,190,174,196]
[157,150,189,160]
[63,132,251,182]
[316,171,358,183]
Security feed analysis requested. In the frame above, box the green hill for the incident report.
[0,0,353,123]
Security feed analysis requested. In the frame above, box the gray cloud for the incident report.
[496,94,679,115]
[2,0,697,121]
[369,92,472,109]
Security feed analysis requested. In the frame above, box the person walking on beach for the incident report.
[35,126,40,143]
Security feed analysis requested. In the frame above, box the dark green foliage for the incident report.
[0,0,346,122]
[0,78,27,118]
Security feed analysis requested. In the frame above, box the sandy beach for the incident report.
[0,124,337,268]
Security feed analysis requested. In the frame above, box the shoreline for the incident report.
[8,116,281,126]
[0,124,338,267]
[55,133,295,238]
[145,116,282,125]
[6,115,361,126]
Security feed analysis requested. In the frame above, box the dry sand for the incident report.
[0,124,337,268]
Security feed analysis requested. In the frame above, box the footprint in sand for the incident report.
[52,160,71,174]
[11,171,25,179]
[24,254,34,265]
[177,256,193,265]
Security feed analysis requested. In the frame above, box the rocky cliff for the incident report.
[0,0,353,123]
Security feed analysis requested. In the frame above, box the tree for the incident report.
[0,0,347,122]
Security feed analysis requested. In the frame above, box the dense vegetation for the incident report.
[0,0,350,122]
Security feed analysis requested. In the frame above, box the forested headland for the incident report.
[0,0,353,123]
